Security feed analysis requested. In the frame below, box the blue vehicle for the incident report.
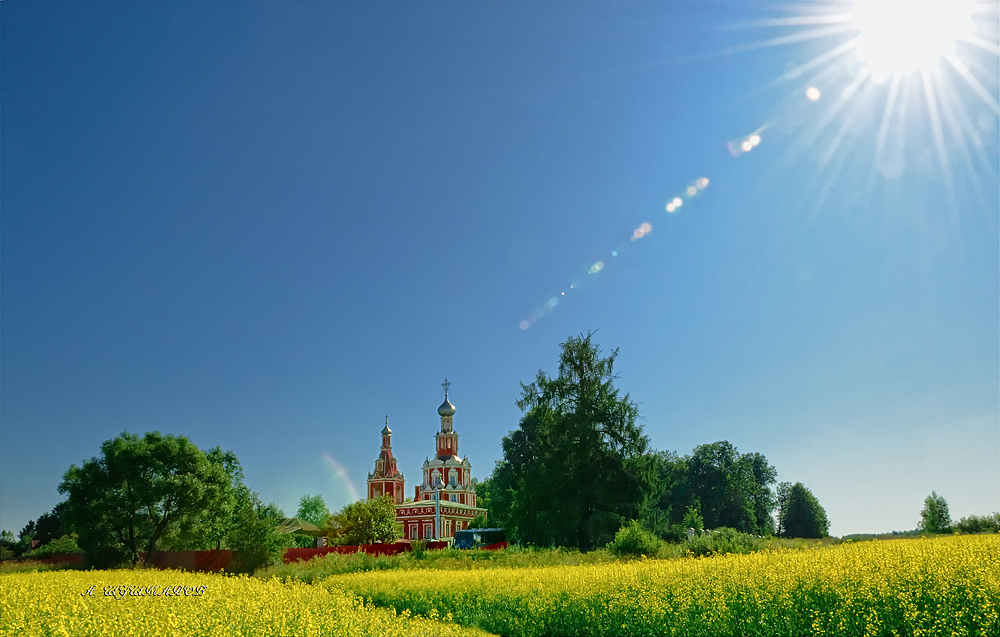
[453,528,506,549]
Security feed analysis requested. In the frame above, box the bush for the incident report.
[607,520,665,557]
[23,534,81,558]
[410,540,428,560]
[683,527,763,558]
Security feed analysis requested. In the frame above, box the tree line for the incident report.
[476,332,830,550]
[1,433,405,572]
[5,332,997,566]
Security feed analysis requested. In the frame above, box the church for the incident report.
[366,380,487,541]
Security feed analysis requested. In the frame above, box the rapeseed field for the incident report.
[0,569,493,637]
[328,535,999,636]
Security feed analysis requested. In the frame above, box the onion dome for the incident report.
[381,424,391,435]
[438,396,456,416]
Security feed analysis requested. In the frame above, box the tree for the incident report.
[954,513,1000,534]
[687,441,777,535]
[226,488,286,573]
[919,491,952,534]
[326,496,402,545]
[296,495,331,529]
[779,482,829,538]
[492,332,653,550]
[58,431,236,566]
[468,513,489,529]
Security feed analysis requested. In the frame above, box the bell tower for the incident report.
[366,416,405,503]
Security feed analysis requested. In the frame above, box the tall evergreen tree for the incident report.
[779,482,830,538]
[492,332,652,550]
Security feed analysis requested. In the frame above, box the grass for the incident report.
[259,545,621,582]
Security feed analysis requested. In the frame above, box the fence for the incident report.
[4,541,463,572]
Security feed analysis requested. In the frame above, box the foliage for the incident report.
[779,482,830,538]
[326,496,402,546]
[0,559,81,573]
[493,332,653,550]
[0,571,491,637]
[919,491,952,534]
[287,533,317,548]
[23,534,82,558]
[227,490,286,574]
[954,512,1000,534]
[330,535,1000,637]
[296,495,331,529]
[57,431,236,567]
[606,520,665,557]
[260,544,618,581]
[686,441,777,535]
[682,526,763,557]
[681,504,704,534]
[467,513,489,530]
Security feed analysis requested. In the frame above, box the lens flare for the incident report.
[806,86,821,101]
[518,175,710,329]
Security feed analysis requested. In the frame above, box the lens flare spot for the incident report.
[589,261,605,274]
[741,140,753,152]
[519,320,530,330]
[696,177,709,189]
[686,186,698,196]
[806,86,821,101]
[665,203,675,213]
[611,250,618,257]
[749,134,761,147]
[672,197,683,208]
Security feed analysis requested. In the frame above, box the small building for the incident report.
[366,380,486,541]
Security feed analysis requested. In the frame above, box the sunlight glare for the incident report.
[806,86,821,101]
[848,0,977,80]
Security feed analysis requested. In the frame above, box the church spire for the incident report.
[437,378,456,418]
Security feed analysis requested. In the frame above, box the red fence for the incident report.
[6,539,504,572]
[146,549,234,572]
[283,541,448,563]
[4,553,86,568]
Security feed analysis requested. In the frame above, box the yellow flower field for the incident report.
[0,569,493,637]
[327,535,1000,637]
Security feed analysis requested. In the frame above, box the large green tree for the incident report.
[326,496,402,545]
[58,431,236,566]
[919,491,952,534]
[226,488,286,573]
[779,482,829,538]
[687,441,777,535]
[296,495,331,529]
[491,332,653,550]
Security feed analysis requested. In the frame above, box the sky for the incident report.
[2,1,998,538]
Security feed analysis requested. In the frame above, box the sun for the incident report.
[848,0,979,80]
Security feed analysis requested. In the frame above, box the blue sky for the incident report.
[2,1,997,538]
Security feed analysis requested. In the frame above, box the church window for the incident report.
[450,494,457,502]
[424,523,432,539]
[409,525,417,540]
